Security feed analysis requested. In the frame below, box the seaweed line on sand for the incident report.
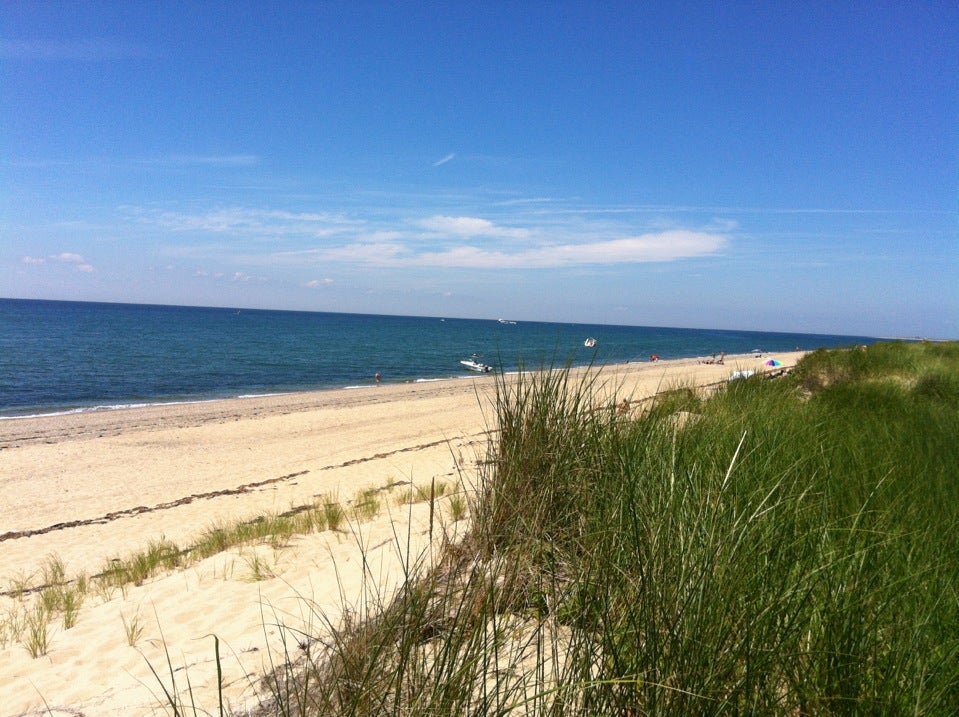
[1,431,489,543]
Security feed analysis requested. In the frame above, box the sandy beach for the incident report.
[0,353,803,716]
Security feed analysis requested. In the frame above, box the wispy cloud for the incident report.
[432,153,455,167]
[123,202,729,272]
[125,206,359,238]
[305,278,334,288]
[265,230,725,270]
[494,197,563,207]
[23,252,96,272]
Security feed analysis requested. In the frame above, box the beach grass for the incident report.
[121,606,145,647]
[234,341,959,715]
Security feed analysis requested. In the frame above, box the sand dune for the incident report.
[0,354,802,715]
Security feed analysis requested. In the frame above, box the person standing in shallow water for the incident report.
[375,372,381,385]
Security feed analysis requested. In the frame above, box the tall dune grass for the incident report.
[190,342,959,714]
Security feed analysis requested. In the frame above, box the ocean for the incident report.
[0,298,875,419]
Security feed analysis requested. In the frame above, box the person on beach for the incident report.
[375,372,381,384]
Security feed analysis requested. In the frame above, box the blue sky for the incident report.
[2,2,957,338]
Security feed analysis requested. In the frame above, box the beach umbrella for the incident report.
[765,359,782,367]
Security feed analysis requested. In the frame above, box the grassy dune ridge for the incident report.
[224,343,959,714]
[463,342,958,714]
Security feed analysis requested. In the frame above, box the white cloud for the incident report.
[531,231,726,266]
[278,229,725,270]
[418,215,530,239]
[432,153,455,167]
[121,202,729,273]
[305,278,334,288]
[231,271,268,283]
[34,252,96,272]
[428,229,724,268]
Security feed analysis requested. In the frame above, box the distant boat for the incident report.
[584,337,597,348]
[460,354,493,373]
[498,318,517,324]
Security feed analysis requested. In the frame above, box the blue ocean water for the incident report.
[0,299,876,418]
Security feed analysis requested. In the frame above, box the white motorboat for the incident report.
[460,354,492,373]
[584,337,597,348]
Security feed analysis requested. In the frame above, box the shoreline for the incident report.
[0,352,804,715]
[0,372,502,423]
[0,347,811,423]
[0,352,761,423]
